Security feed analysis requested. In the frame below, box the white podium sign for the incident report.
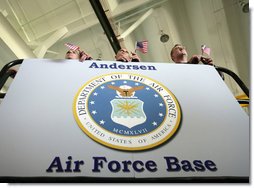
[0,59,249,182]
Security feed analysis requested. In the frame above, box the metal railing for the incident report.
[215,66,249,97]
[0,59,23,98]
[214,66,249,106]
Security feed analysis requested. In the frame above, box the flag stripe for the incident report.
[202,47,210,56]
[65,43,80,51]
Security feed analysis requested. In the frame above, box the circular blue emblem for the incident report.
[73,73,181,151]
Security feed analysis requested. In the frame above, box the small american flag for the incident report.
[65,43,80,51]
[201,45,211,56]
[135,40,148,54]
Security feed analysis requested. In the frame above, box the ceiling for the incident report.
[0,0,250,94]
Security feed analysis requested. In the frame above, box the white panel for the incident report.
[0,59,249,179]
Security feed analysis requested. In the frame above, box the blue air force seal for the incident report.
[73,73,181,151]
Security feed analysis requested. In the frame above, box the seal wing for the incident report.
[127,86,144,96]
[108,85,125,96]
